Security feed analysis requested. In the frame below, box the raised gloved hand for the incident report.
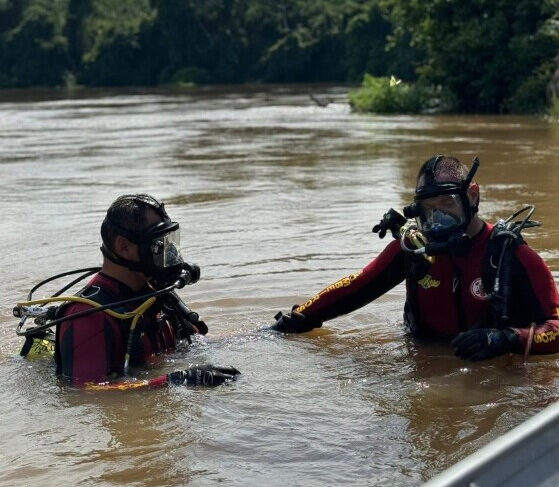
[162,291,209,341]
[451,328,520,361]
[271,307,322,333]
[178,311,209,337]
[372,208,408,239]
[167,364,240,387]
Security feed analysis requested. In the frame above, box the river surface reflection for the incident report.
[0,85,558,486]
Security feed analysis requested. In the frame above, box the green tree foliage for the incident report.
[384,0,559,113]
[344,3,416,81]
[151,0,249,84]
[253,0,362,82]
[148,0,408,84]
[0,0,407,87]
[0,0,557,114]
[75,0,155,86]
[64,0,92,71]
[0,0,69,87]
[349,74,425,113]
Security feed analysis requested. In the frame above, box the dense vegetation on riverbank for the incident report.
[1,0,558,114]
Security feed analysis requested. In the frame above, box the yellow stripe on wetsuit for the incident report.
[296,271,362,313]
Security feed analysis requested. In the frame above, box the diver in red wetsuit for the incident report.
[272,156,559,361]
[55,194,239,387]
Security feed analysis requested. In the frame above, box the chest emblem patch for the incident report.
[470,277,489,300]
[418,274,440,289]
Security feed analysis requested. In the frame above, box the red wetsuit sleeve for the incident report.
[295,239,405,325]
[509,245,559,354]
[58,303,116,385]
[81,374,170,391]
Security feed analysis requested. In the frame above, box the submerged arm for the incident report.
[83,365,240,390]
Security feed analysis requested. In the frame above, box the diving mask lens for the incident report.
[416,194,466,240]
[150,229,183,268]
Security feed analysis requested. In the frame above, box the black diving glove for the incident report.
[167,364,240,387]
[271,308,322,334]
[372,208,407,239]
[161,291,209,341]
[451,328,520,361]
[178,311,209,337]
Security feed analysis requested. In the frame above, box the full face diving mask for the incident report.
[415,194,467,241]
[101,194,191,287]
[403,156,480,242]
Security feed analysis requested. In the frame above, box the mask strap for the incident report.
[114,194,170,221]
[462,157,480,189]
[423,155,443,187]
[100,244,145,273]
[461,156,480,215]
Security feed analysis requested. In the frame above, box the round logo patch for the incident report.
[470,277,489,300]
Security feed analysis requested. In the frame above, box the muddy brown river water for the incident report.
[0,85,558,486]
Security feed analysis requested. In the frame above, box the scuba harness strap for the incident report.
[402,253,431,334]
[482,206,541,326]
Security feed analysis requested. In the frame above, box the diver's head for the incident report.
[404,155,481,243]
[100,194,186,288]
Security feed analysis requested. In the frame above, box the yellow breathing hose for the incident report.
[18,295,156,322]
[16,295,157,367]
[122,297,156,369]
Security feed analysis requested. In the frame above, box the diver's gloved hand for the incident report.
[451,328,520,361]
[372,208,407,239]
[178,311,208,337]
[271,307,322,333]
[163,291,209,339]
[194,318,208,335]
[167,364,240,387]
